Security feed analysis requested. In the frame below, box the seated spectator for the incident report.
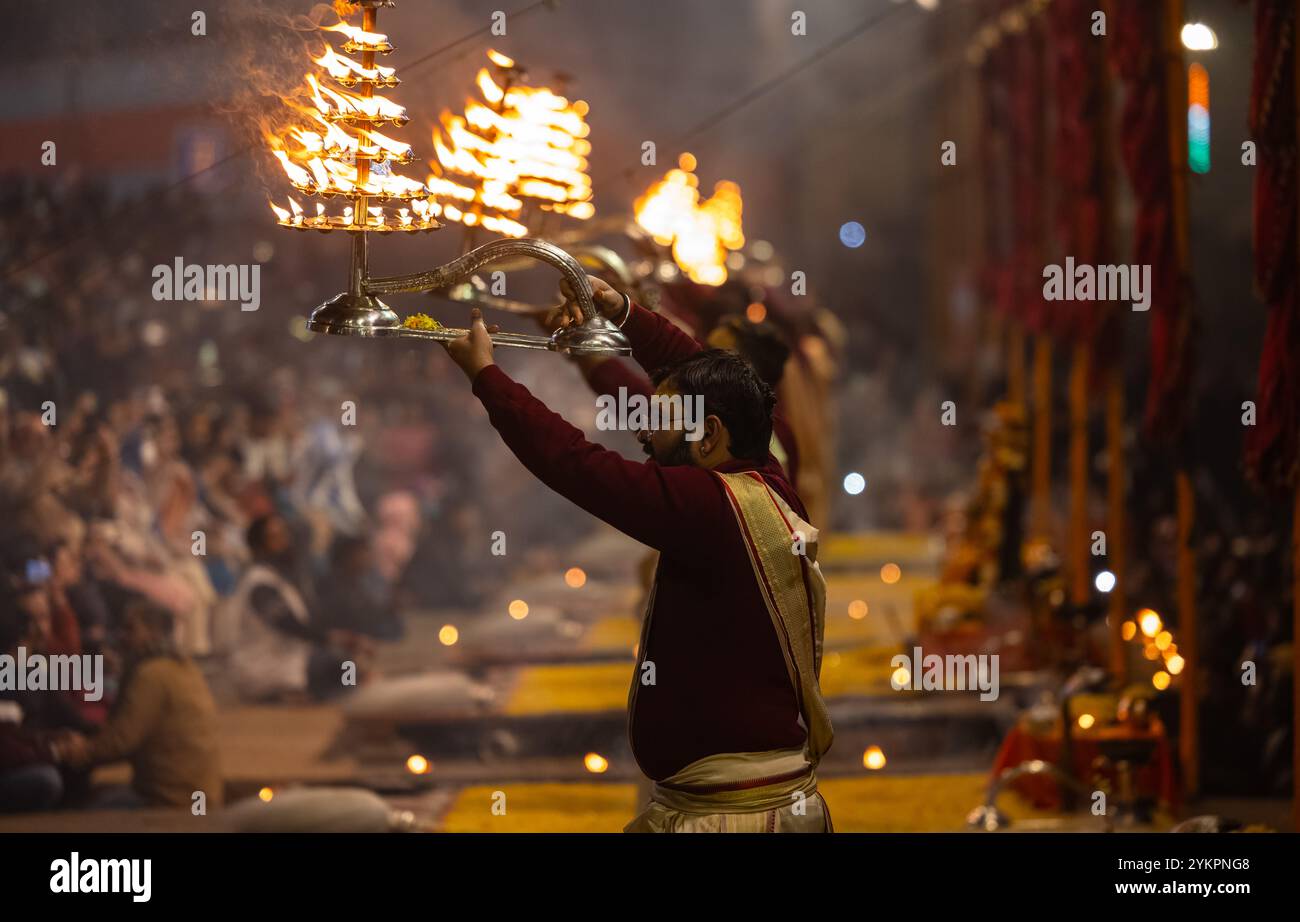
[215,513,366,701]
[48,528,111,659]
[317,534,403,641]
[0,603,65,813]
[83,505,215,659]
[62,601,223,810]
[0,540,79,658]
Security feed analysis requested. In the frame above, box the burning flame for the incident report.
[265,8,437,232]
[323,21,391,49]
[427,49,594,238]
[313,45,397,86]
[634,154,745,286]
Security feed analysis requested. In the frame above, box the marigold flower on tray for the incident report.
[402,312,442,330]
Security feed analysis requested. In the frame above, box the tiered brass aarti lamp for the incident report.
[269,0,629,355]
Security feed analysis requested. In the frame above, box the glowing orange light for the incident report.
[880,563,902,585]
[508,600,529,620]
[1152,671,1171,691]
[258,787,274,803]
[848,599,869,620]
[634,157,744,286]
[1188,62,1209,108]
[564,567,587,589]
[1166,654,1185,675]
[584,752,609,774]
[1121,620,1137,641]
[1077,713,1096,730]
[439,624,459,645]
[863,746,886,770]
[406,754,430,775]
[746,302,767,323]
[1138,609,1162,638]
[428,50,594,237]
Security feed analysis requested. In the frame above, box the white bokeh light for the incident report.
[843,473,866,495]
[1095,570,1116,593]
[1180,23,1218,51]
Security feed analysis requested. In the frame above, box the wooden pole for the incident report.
[1162,0,1197,801]
[1068,343,1090,609]
[1030,334,1053,539]
[1106,372,1128,681]
[1030,15,1053,545]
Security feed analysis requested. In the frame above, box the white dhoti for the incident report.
[624,747,832,833]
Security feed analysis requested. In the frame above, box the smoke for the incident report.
[215,1,346,190]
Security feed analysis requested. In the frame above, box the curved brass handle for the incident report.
[364,237,598,323]
[441,243,637,316]
[306,236,630,355]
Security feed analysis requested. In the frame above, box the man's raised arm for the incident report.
[445,309,726,560]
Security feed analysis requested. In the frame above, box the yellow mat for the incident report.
[818,644,910,698]
[820,531,937,566]
[440,782,640,833]
[438,773,1054,832]
[503,662,634,715]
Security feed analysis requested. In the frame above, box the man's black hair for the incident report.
[125,599,176,642]
[717,315,790,388]
[651,349,776,462]
[120,600,181,668]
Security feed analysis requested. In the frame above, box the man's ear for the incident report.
[699,415,726,457]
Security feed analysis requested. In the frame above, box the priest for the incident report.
[441,279,833,833]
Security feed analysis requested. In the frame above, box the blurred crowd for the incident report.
[0,175,583,813]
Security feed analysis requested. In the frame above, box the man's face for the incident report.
[122,611,157,657]
[638,383,696,467]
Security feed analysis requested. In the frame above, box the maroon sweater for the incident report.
[472,304,807,780]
